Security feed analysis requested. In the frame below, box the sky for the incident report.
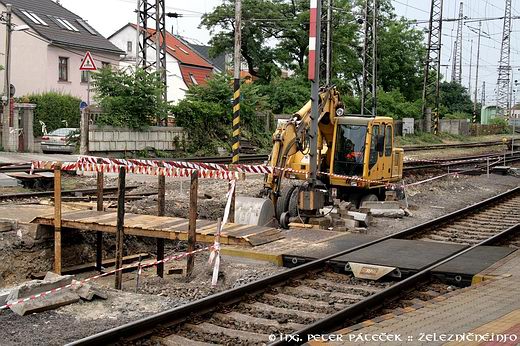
[58,0,520,106]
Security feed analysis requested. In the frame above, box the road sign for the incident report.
[80,101,88,110]
[79,51,97,71]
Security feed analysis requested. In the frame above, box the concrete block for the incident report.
[93,132,103,141]
[119,131,130,141]
[370,209,405,218]
[150,132,159,141]
[344,218,359,229]
[347,211,373,227]
[108,141,116,151]
[0,289,10,306]
[0,173,20,187]
[127,141,136,151]
[103,131,114,141]
[0,219,17,232]
[115,142,126,151]
[361,201,401,210]
[7,273,77,315]
[385,191,397,201]
[72,282,107,301]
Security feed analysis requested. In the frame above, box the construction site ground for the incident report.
[0,144,519,345]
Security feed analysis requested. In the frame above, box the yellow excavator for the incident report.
[235,86,404,228]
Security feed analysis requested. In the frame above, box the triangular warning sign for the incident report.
[79,51,97,71]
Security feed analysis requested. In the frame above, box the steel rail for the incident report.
[67,186,519,346]
[274,222,520,345]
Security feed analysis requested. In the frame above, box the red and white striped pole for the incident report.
[308,0,321,183]
[308,0,318,81]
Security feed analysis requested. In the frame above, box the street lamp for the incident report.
[1,4,29,150]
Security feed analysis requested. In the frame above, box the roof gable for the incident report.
[0,0,124,54]
[128,24,213,69]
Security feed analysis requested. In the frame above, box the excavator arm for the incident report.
[263,86,343,202]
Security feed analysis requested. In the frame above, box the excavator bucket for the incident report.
[235,196,276,227]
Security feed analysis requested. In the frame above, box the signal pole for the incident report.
[472,21,482,123]
[361,0,378,116]
[232,0,242,164]
[308,0,321,184]
[325,0,332,85]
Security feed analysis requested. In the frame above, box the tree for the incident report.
[91,67,170,129]
[439,81,473,117]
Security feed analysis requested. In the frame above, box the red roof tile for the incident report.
[130,24,213,68]
[180,65,212,86]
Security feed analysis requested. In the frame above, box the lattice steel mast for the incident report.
[496,0,512,116]
[451,1,463,84]
[421,0,443,134]
[136,0,167,103]
[360,0,378,116]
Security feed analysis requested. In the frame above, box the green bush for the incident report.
[91,67,170,129]
[489,117,511,133]
[25,92,81,137]
[172,73,271,155]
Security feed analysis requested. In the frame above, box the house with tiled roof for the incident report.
[0,0,124,102]
[109,23,217,103]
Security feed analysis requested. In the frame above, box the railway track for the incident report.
[68,187,520,346]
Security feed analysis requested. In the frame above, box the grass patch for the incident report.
[396,132,471,146]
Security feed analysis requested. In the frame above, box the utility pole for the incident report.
[2,4,11,150]
[451,1,463,84]
[468,39,473,92]
[481,81,486,107]
[308,0,321,184]
[325,0,332,85]
[361,0,378,117]
[421,0,444,134]
[496,0,512,116]
[472,21,482,123]
[232,0,242,164]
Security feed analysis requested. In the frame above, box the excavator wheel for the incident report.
[276,184,297,222]
[288,184,301,218]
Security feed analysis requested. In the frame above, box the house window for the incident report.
[81,70,89,83]
[58,57,69,81]
[189,73,198,85]
[21,10,48,26]
[127,41,133,53]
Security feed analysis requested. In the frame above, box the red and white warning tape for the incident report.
[0,246,212,311]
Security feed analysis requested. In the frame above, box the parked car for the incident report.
[41,128,78,154]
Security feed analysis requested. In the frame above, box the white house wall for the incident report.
[109,26,188,104]
[0,3,120,102]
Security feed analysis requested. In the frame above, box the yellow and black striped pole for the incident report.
[232,0,242,164]
[232,79,241,163]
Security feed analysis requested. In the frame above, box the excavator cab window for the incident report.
[333,124,366,176]
[369,125,380,168]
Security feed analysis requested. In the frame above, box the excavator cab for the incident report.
[235,87,404,227]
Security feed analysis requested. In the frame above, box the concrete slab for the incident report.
[0,172,20,187]
[433,246,516,286]
[331,239,466,275]
[282,234,381,268]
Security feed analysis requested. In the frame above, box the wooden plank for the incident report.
[78,212,118,225]
[186,170,198,277]
[115,167,126,290]
[124,214,165,228]
[96,171,104,272]
[157,174,165,278]
[153,218,191,230]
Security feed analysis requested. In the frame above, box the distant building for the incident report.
[109,24,217,104]
[0,0,124,101]
[481,106,498,125]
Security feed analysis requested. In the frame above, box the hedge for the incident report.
[25,92,81,137]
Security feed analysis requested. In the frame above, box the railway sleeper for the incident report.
[278,285,366,303]
[182,322,268,345]
[260,293,347,314]
[151,334,215,346]
[209,311,305,335]
[304,278,385,296]
[236,302,327,325]
[435,228,502,238]
[419,234,483,245]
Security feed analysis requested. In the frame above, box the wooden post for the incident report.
[157,174,165,278]
[53,162,62,274]
[114,166,126,290]
[95,171,104,272]
[186,170,198,277]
